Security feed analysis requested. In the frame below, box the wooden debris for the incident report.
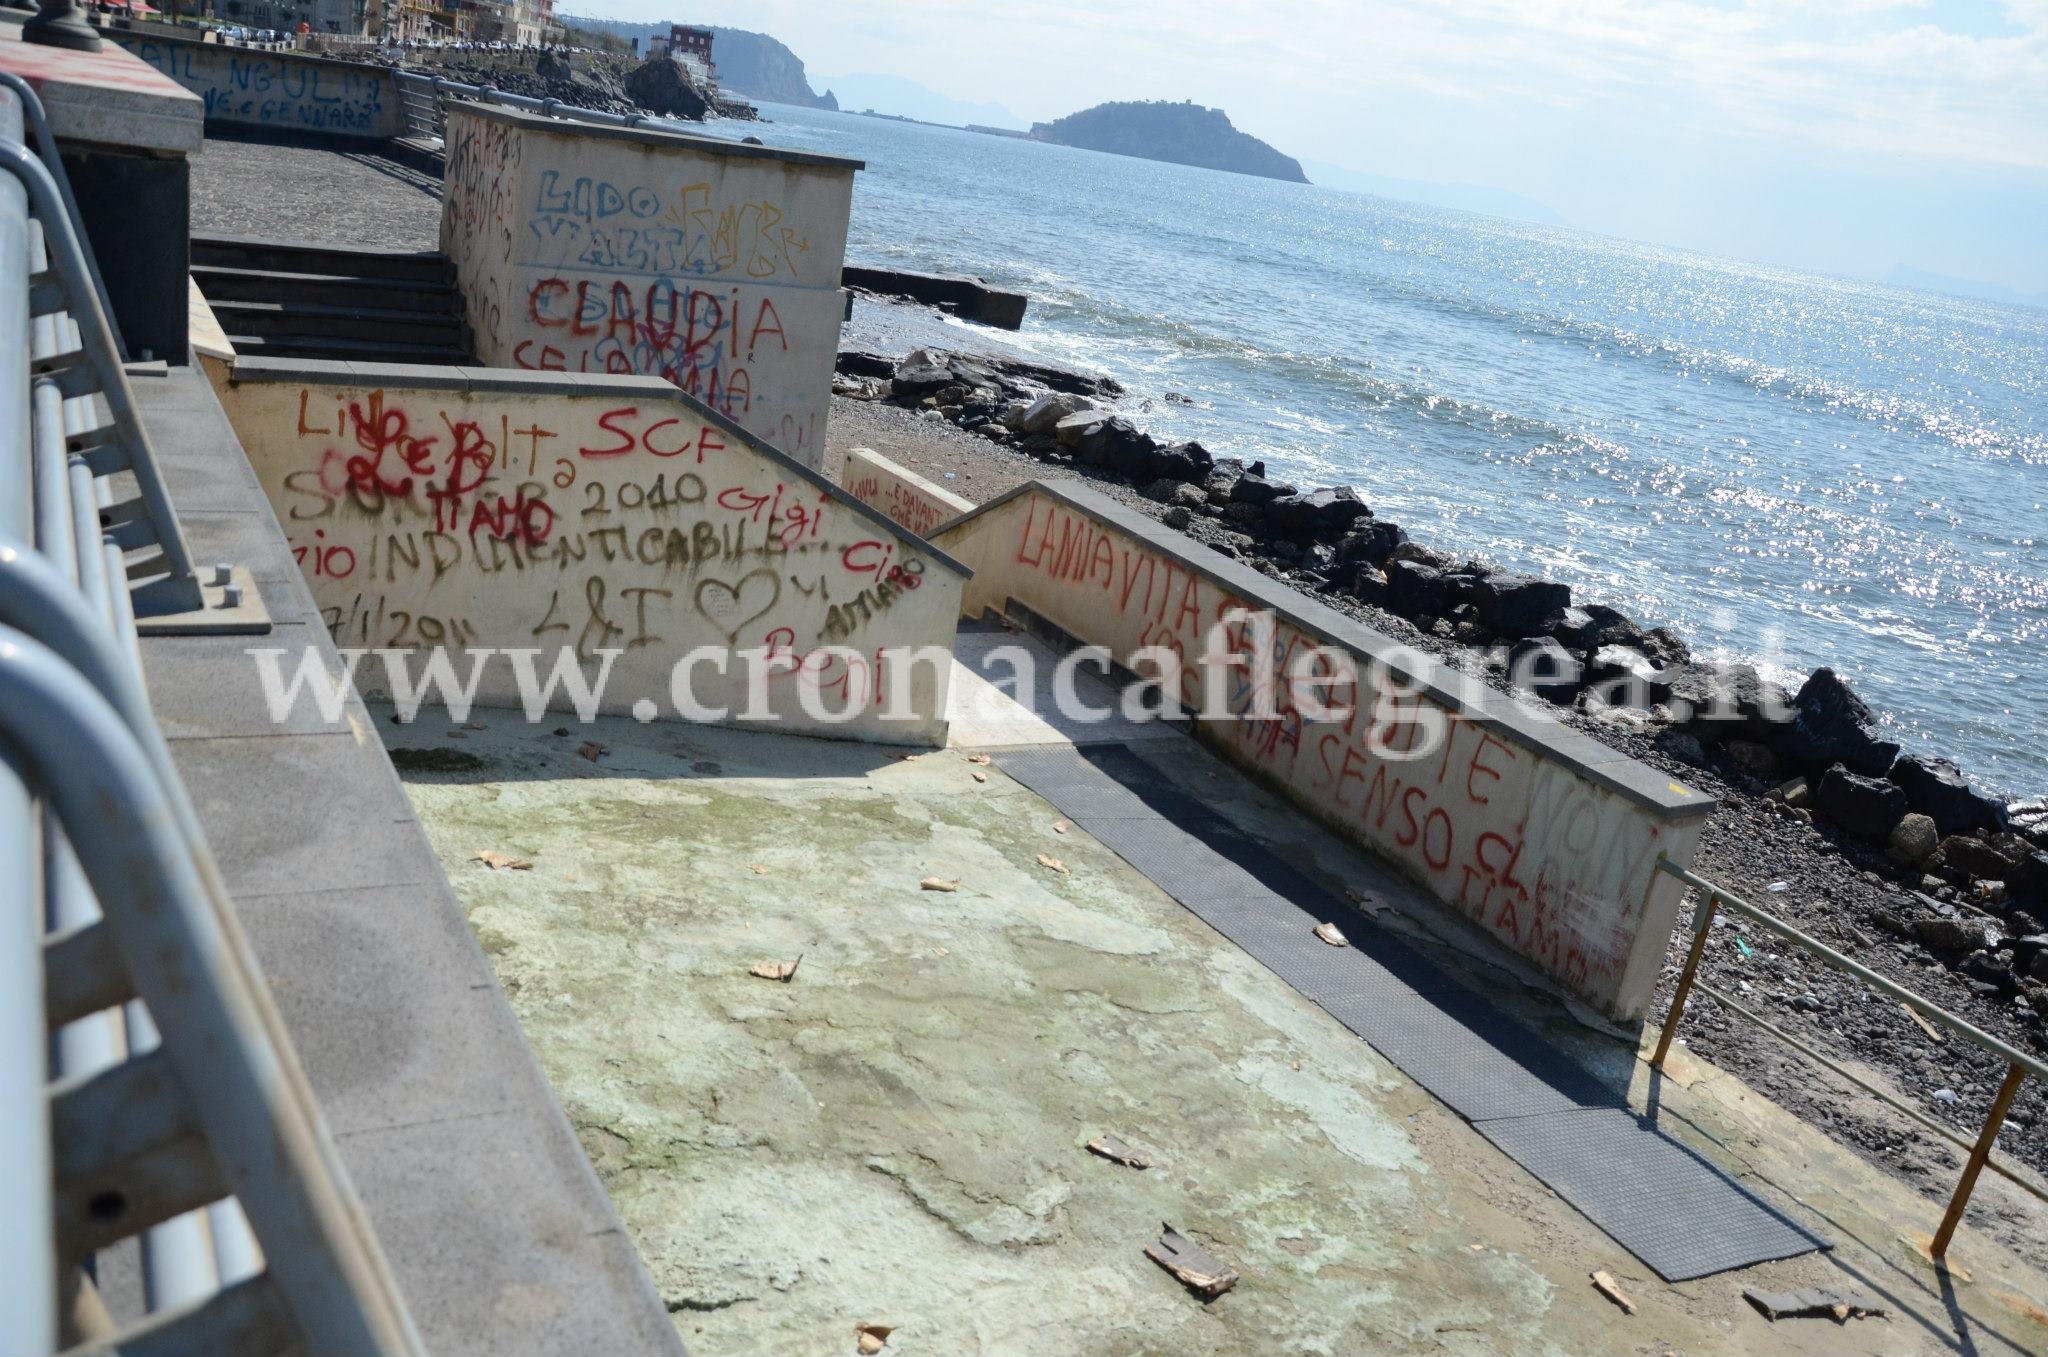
[854,1323,894,1354]
[1743,1287,1885,1323]
[577,740,609,762]
[1590,1270,1636,1315]
[1036,853,1069,875]
[749,956,802,983]
[1903,1004,1944,1042]
[1146,1223,1239,1300]
[1087,1134,1152,1169]
[473,851,533,871]
[1313,922,1349,947]
[919,877,960,893]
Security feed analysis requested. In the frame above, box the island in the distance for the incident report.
[1029,100,1309,183]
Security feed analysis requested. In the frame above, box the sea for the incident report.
[697,102,2048,795]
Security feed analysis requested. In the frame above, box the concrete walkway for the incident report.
[384,657,2048,1356]
[128,361,681,1356]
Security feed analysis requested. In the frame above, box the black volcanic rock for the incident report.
[1030,101,1309,183]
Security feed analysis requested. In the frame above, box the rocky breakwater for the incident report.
[845,345,2048,1040]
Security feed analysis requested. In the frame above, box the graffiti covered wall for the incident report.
[222,361,965,742]
[441,103,859,471]
[933,484,1712,1020]
[108,33,401,139]
[842,446,975,538]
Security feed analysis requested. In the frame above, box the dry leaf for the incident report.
[445,730,467,740]
[1313,922,1349,947]
[919,877,960,892]
[752,864,769,875]
[1590,1270,1637,1315]
[971,770,988,783]
[473,850,532,871]
[749,955,802,983]
[1903,1004,1943,1042]
[577,741,609,762]
[1087,1134,1152,1169]
[464,720,486,731]
[854,1324,893,1354]
[966,753,991,765]
[1037,854,1069,875]
[1053,821,1068,834]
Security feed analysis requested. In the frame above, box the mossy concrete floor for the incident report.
[383,707,2048,1357]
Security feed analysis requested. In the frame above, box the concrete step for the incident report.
[224,332,473,366]
[192,232,455,285]
[208,298,465,346]
[192,264,460,314]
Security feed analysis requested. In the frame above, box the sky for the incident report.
[583,2,2048,297]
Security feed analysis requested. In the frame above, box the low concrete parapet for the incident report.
[106,29,403,140]
[842,446,975,537]
[931,482,1714,1020]
[218,358,968,744]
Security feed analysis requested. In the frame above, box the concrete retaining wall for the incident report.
[931,482,1714,1020]
[219,358,967,743]
[441,103,861,470]
[107,31,402,139]
[842,446,975,537]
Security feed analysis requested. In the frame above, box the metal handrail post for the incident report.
[0,138,204,615]
[0,72,124,356]
[0,82,58,1357]
[1931,1062,2028,1259]
[0,626,424,1357]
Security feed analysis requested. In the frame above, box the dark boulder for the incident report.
[1546,606,1602,650]
[1507,638,1583,706]
[1472,574,1571,638]
[891,349,958,402]
[1070,415,1154,471]
[1928,833,2024,885]
[1639,626,1692,669]
[1145,440,1213,484]
[2013,851,2048,908]
[1889,755,2002,837]
[1910,916,1995,955]
[1581,604,1647,650]
[1813,763,1908,840]
[835,350,896,380]
[1775,668,1899,776]
[1335,520,1405,568]
[1959,951,2018,993]
[1263,486,1372,542]
[1664,662,1782,739]
[1386,560,1447,619]
[1229,473,1297,506]
[625,57,712,119]
[1583,645,1670,709]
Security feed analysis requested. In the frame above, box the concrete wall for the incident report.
[441,103,861,471]
[108,31,403,139]
[842,446,974,538]
[219,359,967,743]
[932,483,1714,1021]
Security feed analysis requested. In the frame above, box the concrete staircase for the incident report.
[191,233,471,365]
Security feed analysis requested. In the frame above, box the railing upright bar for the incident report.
[0,83,58,1357]
[0,71,125,357]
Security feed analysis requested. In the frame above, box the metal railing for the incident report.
[3,84,424,1355]
[1651,857,2045,1262]
[394,68,711,143]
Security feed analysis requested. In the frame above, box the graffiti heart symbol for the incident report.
[695,569,781,641]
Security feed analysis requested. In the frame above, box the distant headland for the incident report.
[1029,101,1309,184]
